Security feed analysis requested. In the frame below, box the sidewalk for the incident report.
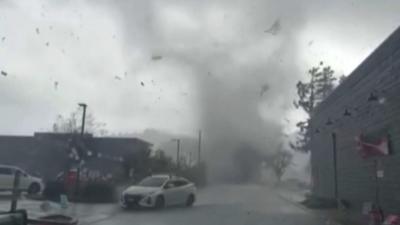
[277,187,370,225]
[275,186,354,225]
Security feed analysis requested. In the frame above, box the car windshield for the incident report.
[138,177,168,187]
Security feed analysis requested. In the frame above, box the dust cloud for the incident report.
[110,0,308,183]
[197,35,303,182]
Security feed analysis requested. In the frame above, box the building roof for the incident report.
[314,26,400,116]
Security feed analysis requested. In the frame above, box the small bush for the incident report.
[80,181,116,203]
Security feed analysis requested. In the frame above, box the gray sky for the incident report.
[0,0,399,140]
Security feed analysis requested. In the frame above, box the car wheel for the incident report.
[154,196,165,209]
[186,194,195,207]
[28,183,40,195]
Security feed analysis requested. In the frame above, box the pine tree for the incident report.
[292,62,337,152]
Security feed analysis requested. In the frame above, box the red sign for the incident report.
[384,215,400,225]
[355,134,389,158]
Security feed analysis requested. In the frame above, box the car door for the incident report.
[162,180,180,206]
[18,170,30,190]
[174,179,190,204]
[0,167,15,190]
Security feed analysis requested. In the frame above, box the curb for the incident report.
[275,190,345,225]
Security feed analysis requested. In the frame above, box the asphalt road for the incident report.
[90,184,327,225]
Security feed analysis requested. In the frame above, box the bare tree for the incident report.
[52,107,108,136]
[292,62,336,152]
[339,75,347,84]
[272,149,293,183]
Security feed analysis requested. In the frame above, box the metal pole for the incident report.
[332,132,338,200]
[76,103,87,197]
[80,104,87,136]
[198,130,202,164]
[375,159,380,206]
[10,170,21,212]
[177,139,180,170]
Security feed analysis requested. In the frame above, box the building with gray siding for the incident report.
[0,132,152,180]
[310,26,400,213]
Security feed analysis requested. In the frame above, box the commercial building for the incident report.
[310,27,400,213]
[0,132,151,180]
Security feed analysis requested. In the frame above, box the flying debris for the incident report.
[308,40,314,46]
[140,81,145,86]
[36,28,40,34]
[320,61,323,66]
[151,55,163,61]
[1,70,7,76]
[114,76,122,80]
[45,42,49,47]
[264,19,281,35]
[260,84,269,97]
[54,81,58,90]
[1,37,5,42]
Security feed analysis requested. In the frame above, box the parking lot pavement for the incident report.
[0,193,118,225]
[91,185,328,225]
[0,185,338,225]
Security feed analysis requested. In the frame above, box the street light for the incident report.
[171,139,181,169]
[75,102,87,196]
[78,103,87,136]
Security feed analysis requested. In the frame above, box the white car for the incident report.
[120,175,196,209]
[0,165,44,194]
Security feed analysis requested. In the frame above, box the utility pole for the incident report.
[172,139,181,170]
[198,130,202,164]
[75,103,87,197]
[177,139,180,170]
[79,103,87,136]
